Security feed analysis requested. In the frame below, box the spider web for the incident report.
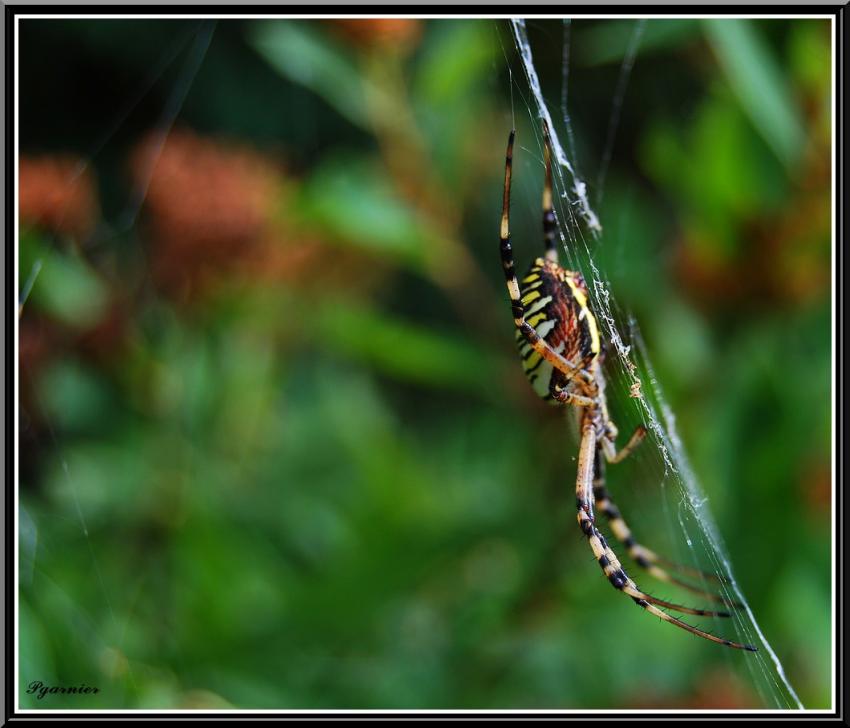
[507,18,804,710]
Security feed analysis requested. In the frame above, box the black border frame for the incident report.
[3,5,845,722]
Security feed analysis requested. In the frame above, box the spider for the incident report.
[498,123,756,652]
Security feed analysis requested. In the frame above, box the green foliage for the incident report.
[20,229,109,327]
[703,19,805,170]
[575,18,701,66]
[297,155,433,270]
[251,21,381,130]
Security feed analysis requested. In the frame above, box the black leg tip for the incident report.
[727,639,758,652]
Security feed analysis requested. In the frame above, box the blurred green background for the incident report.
[17,18,832,710]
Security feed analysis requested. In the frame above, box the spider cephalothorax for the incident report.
[499,122,756,652]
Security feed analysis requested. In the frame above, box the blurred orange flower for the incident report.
[130,128,283,300]
[327,19,422,53]
[19,155,99,241]
[130,127,388,303]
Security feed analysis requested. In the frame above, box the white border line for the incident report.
[14,11,21,717]
[12,12,836,715]
[14,13,838,20]
[829,8,837,715]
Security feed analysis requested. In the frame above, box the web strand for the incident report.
[596,19,644,206]
[509,18,804,710]
[118,20,216,233]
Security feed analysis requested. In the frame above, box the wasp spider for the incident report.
[499,124,756,651]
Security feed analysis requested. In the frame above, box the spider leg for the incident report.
[601,424,647,464]
[541,120,559,263]
[599,428,732,587]
[549,373,594,407]
[575,416,756,651]
[600,423,727,584]
[500,130,594,387]
[592,452,742,608]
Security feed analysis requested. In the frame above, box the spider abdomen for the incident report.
[514,257,600,402]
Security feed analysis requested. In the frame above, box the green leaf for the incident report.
[639,89,786,258]
[44,441,157,525]
[416,20,496,105]
[703,18,805,170]
[297,155,432,271]
[413,21,497,187]
[576,19,700,66]
[249,20,387,130]
[38,359,114,433]
[19,228,109,327]
[311,299,506,399]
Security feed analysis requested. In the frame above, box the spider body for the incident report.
[498,124,756,652]
[515,257,600,402]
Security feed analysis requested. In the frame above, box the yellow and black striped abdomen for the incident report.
[515,257,601,402]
